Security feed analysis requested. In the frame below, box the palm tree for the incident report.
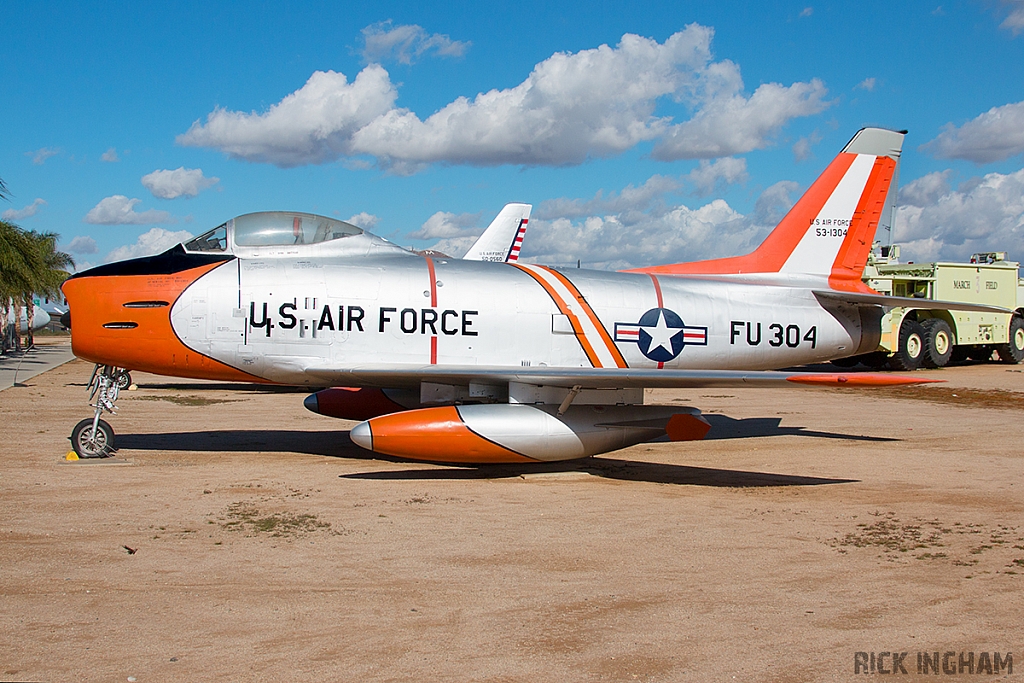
[22,231,74,347]
[0,220,39,352]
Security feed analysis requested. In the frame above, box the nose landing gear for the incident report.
[69,365,125,458]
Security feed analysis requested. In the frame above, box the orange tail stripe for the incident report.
[828,156,897,293]
[628,153,858,275]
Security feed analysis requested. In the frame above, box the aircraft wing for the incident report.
[304,364,934,390]
[813,290,1011,314]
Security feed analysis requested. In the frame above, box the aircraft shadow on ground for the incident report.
[1,346,71,371]
[341,461,857,488]
[64,382,319,392]
[701,414,895,442]
[116,412,881,487]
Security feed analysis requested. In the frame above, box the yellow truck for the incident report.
[840,246,1024,369]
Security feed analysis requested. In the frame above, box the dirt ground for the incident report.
[1,355,1022,682]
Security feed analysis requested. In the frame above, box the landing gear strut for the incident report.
[70,365,122,458]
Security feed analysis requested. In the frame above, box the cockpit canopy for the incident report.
[183,211,407,258]
[184,212,364,252]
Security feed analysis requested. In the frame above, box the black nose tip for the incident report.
[60,311,71,329]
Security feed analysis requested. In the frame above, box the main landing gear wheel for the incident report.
[889,319,925,371]
[921,318,953,368]
[995,316,1024,364]
[71,418,115,458]
[115,369,133,390]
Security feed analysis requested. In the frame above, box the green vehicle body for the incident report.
[862,247,1024,366]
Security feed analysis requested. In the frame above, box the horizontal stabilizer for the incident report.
[813,290,1011,314]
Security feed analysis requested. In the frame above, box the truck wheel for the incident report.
[889,319,925,371]
[921,319,953,368]
[995,316,1024,364]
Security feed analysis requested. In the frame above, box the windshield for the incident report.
[183,225,228,252]
[233,212,363,247]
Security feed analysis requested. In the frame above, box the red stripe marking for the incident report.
[426,256,438,364]
[425,256,438,307]
[649,273,664,308]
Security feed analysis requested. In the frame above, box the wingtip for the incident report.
[787,373,944,387]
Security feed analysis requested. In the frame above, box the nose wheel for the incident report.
[69,365,123,458]
[71,417,115,458]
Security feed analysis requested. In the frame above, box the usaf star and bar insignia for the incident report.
[614,308,707,362]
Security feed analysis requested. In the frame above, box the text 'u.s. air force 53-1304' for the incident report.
[63,129,997,463]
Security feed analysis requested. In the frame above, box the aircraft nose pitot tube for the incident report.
[349,403,711,463]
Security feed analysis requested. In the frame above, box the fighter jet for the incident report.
[64,128,966,461]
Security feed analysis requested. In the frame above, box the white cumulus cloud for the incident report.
[652,76,830,160]
[176,67,399,167]
[27,147,60,165]
[101,147,120,162]
[855,77,876,91]
[67,235,98,255]
[409,211,482,239]
[105,228,195,263]
[686,157,748,196]
[360,22,470,64]
[141,167,220,199]
[427,177,803,269]
[922,100,1024,163]
[792,131,823,162]
[346,212,380,230]
[894,168,1024,262]
[999,0,1024,34]
[178,26,830,171]
[2,198,46,221]
[84,196,173,225]
[536,175,682,221]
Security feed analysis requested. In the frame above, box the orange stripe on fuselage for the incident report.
[542,267,628,368]
[511,264,605,367]
[62,261,264,382]
[366,407,537,463]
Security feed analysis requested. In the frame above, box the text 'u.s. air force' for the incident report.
[248,302,478,338]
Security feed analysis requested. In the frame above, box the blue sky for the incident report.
[2,0,1023,270]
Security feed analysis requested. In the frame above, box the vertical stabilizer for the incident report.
[630,128,904,288]
[463,203,532,263]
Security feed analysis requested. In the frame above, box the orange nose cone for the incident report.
[62,254,260,382]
